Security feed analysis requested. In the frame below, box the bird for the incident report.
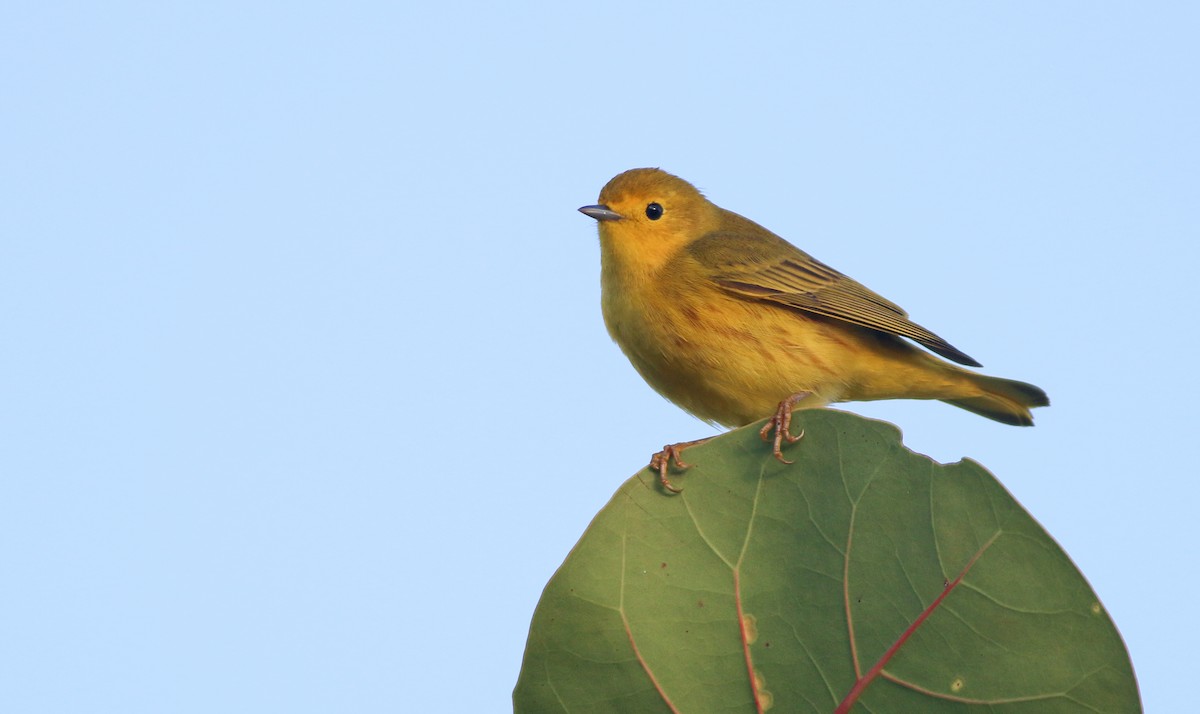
[579,167,1048,491]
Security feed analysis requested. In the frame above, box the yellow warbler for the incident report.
[580,168,1048,491]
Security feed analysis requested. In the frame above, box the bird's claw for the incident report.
[648,436,714,494]
[650,445,689,493]
[760,393,809,463]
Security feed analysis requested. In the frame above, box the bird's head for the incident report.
[580,168,719,276]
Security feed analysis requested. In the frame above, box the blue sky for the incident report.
[2,2,1196,711]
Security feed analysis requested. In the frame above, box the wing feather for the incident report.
[687,230,981,367]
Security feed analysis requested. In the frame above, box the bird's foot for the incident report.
[649,436,714,494]
[759,392,809,463]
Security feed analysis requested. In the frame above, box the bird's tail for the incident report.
[943,374,1050,426]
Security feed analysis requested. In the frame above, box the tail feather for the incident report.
[943,374,1050,426]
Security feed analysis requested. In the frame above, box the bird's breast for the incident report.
[600,267,844,426]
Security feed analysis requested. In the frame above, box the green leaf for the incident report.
[514,410,1139,713]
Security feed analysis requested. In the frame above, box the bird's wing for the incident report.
[687,231,981,367]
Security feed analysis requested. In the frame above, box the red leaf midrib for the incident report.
[835,532,1000,713]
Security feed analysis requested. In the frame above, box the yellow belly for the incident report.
[602,276,970,427]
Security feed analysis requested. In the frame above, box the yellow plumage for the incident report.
[581,168,1048,436]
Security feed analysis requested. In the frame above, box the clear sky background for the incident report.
[2,3,1196,712]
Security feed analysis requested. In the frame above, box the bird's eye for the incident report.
[645,203,664,220]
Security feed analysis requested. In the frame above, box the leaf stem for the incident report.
[834,532,998,713]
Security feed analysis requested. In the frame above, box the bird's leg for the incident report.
[649,436,714,494]
[760,392,809,464]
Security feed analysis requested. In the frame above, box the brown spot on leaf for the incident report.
[742,613,758,644]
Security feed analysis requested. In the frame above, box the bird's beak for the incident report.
[578,204,623,222]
